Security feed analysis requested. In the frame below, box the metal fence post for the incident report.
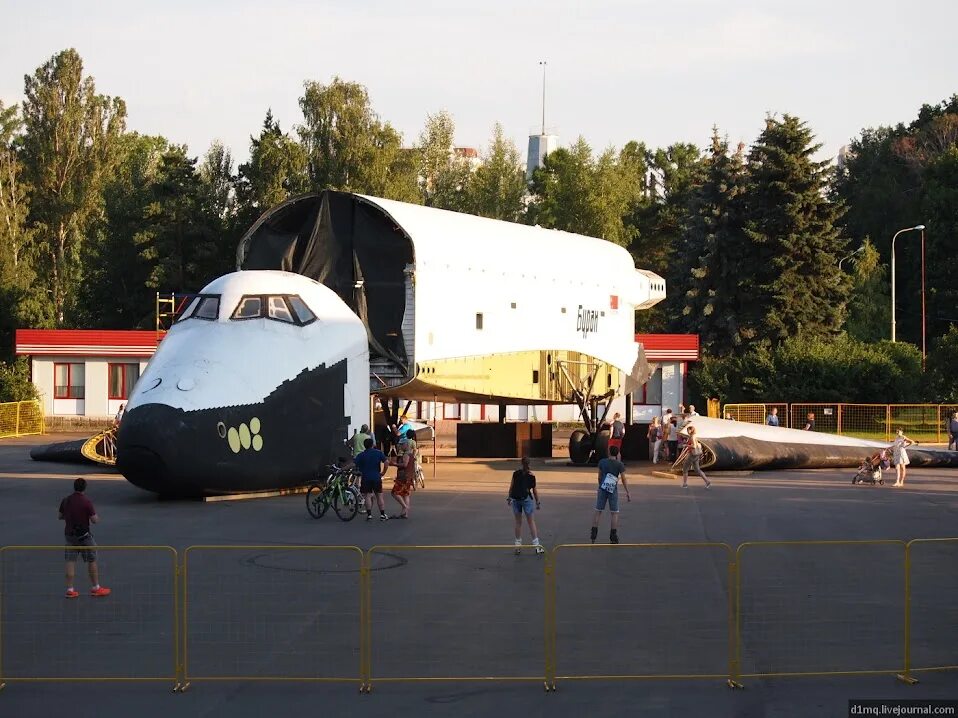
[727,552,743,688]
[544,549,556,692]
[837,404,843,436]
[14,403,20,437]
[361,551,371,694]
[897,542,919,685]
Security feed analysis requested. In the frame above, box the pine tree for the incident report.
[739,115,849,346]
[683,130,748,352]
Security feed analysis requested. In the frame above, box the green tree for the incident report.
[628,142,704,331]
[0,357,38,402]
[297,78,418,200]
[466,123,526,221]
[835,95,958,346]
[236,110,308,222]
[137,146,225,294]
[529,138,597,234]
[0,101,48,358]
[844,239,890,342]
[738,115,849,346]
[74,133,168,328]
[417,110,471,210]
[682,131,748,351]
[20,49,126,325]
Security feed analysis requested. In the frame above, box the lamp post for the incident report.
[838,245,865,272]
[890,224,925,346]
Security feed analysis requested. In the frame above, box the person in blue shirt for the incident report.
[353,438,389,522]
[590,445,631,544]
[766,408,780,427]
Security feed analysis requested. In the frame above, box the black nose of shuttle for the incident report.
[115,404,194,495]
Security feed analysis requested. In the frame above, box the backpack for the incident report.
[600,472,618,493]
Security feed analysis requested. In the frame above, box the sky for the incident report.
[2,0,956,165]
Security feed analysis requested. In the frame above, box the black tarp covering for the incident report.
[238,191,413,369]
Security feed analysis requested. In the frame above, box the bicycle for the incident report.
[414,463,425,489]
[306,464,361,521]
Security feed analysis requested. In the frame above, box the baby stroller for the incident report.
[852,451,888,485]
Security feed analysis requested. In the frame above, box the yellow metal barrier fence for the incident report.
[905,538,958,678]
[181,545,364,689]
[366,545,549,690]
[735,540,908,681]
[550,543,737,688]
[0,546,178,690]
[721,403,958,443]
[0,400,43,439]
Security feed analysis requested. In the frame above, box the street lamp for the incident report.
[838,245,865,272]
[890,224,926,356]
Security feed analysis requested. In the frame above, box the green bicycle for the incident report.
[306,464,361,521]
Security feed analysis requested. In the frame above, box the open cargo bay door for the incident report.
[236,191,414,380]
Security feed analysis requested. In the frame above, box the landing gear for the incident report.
[557,359,615,466]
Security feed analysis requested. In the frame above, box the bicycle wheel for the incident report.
[334,486,360,522]
[306,483,330,519]
[416,466,425,489]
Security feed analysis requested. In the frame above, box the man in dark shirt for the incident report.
[507,457,543,555]
[609,413,625,455]
[948,412,958,451]
[803,412,816,431]
[591,445,631,544]
[58,478,110,598]
[354,438,389,522]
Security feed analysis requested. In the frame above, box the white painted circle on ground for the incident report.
[177,377,195,391]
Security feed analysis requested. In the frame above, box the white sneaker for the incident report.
[514,539,522,555]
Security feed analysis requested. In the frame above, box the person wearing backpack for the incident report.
[59,478,110,598]
[507,456,543,555]
[590,445,631,544]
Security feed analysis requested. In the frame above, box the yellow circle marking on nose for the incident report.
[239,423,252,450]
[227,427,241,453]
[250,417,261,434]
[252,434,263,451]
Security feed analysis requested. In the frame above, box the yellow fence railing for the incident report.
[1,540,957,693]
[0,400,44,439]
[0,546,178,690]
[722,403,958,443]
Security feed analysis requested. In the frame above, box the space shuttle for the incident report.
[116,191,666,494]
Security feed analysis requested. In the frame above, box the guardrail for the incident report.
[0,401,43,439]
[0,541,955,693]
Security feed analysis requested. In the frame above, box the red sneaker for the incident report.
[65,589,79,599]
[90,586,111,597]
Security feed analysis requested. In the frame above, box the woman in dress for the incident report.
[891,428,915,487]
[390,437,413,517]
[680,425,711,489]
[647,417,662,463]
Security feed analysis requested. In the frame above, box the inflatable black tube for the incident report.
[30,439,98,465]
[701,437,958,471]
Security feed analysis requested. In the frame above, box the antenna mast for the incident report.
[539,60,547,135]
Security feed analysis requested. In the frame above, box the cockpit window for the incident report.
[230,294,317,326]
[194,296,220,320]
[287,295,316,325]
[173,297,200,323]
[268,296,295,323]
[175,294,220,322]
[233,296,263,320]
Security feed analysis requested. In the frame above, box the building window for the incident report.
[54,363,85,399]
[108,363,141,400]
